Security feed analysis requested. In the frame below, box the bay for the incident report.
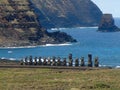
[0,27,120,67]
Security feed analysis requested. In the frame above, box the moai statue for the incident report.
[94,57,99,67]
[43,58,47,66]
[20,59,24,65]
[38,57,42,65]
[75,58,79,67]
[25,57,28,65]
[68,53,73,66]
[47,57,51,66]
[57,57,61,66]
[34,57,37,65]
[63,58,67,66]
[29,56,33,65]
[80,57,85,67]
[51,56,56,66]
[88,54,93,67]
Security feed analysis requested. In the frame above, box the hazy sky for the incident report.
[92,0,120,17]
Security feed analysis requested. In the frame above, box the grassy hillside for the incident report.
[0,0,40,46]
[0,0,76,47]
[0,68,120,90]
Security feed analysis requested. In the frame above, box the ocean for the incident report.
[0,24,120,68]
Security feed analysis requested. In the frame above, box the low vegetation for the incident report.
[0,0,76,47]
[0,68,120,90]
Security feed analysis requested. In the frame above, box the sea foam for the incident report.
[115,66,120,69]
[44,43,72,47]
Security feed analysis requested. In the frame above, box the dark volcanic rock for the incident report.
[31,0,103,29]
[98,14,120,32]
[0,0,76,47]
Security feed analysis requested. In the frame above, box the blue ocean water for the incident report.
[0,27,120,67]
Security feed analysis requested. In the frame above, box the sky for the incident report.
[92,0,120,17]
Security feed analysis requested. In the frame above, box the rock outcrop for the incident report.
[31,0,103,29]
[0,0,76,47]
[98,14,120,32]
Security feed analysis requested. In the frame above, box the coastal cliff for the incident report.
[0,0,76,47]
[31,0,103,29]
[98,14,120,32]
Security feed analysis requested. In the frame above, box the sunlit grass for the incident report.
[0,68,120,90]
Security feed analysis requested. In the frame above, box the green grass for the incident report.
[0,68,120,90]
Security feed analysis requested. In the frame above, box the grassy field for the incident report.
[0,68,120,90]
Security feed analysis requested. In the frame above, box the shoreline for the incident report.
[0,26,98,49]
[0,42,73,49]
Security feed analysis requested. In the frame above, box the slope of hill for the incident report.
[0,0,76,47]
[31,0,103,28]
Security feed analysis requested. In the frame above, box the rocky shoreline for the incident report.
[0,42,73,49]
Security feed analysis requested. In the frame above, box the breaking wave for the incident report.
[50,27,98,31]
[42,43,72,47]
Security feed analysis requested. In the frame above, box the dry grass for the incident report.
[0,0,29,10]
[0,0,8,3]
[0,68,120,90]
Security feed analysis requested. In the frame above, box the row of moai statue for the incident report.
[20,54,99,67]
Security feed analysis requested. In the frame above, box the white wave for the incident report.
[51,28,59,31]
[99,64,113,68]
[51,28,66,31]
[1,57,6,59]
[115,66,120,69]
[76,26,98,29]
[50,27,98,31]
[0,57,17,61]
[99,64,107,67]
[9,58,16,61]
[0,43,73,49]
[44,43,72,47]
[8,51,13,54]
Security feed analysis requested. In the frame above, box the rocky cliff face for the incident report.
[98,14,120,32]
[0,0,76,47]
[31,0,103,29]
